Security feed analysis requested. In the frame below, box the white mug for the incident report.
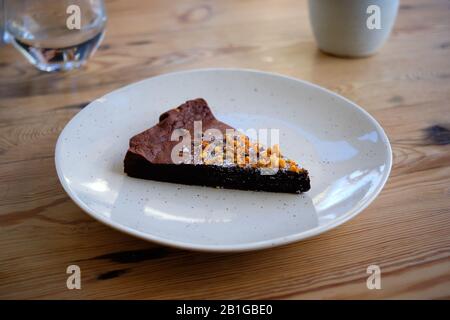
[308,0,399,57]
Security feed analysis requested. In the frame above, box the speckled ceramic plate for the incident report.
[55,68,392,252]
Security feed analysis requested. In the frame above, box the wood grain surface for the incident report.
[0,0,449,299]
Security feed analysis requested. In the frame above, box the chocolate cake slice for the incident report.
[124,98,310,194]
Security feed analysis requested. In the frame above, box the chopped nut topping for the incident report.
[196,132,304,172]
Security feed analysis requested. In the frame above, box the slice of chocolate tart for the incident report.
[124,98,310,194]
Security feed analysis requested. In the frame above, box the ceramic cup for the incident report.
[308,0,399,57]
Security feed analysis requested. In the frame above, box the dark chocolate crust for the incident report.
[125,152,310,193]
[124,99,311,194]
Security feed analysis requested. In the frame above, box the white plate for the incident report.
[55,68,392,252]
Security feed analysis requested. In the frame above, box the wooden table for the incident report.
[1,0,449,299]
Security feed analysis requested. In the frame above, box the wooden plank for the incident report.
[0,0,449,299]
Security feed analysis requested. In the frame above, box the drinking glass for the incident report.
[5,0,107,72]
